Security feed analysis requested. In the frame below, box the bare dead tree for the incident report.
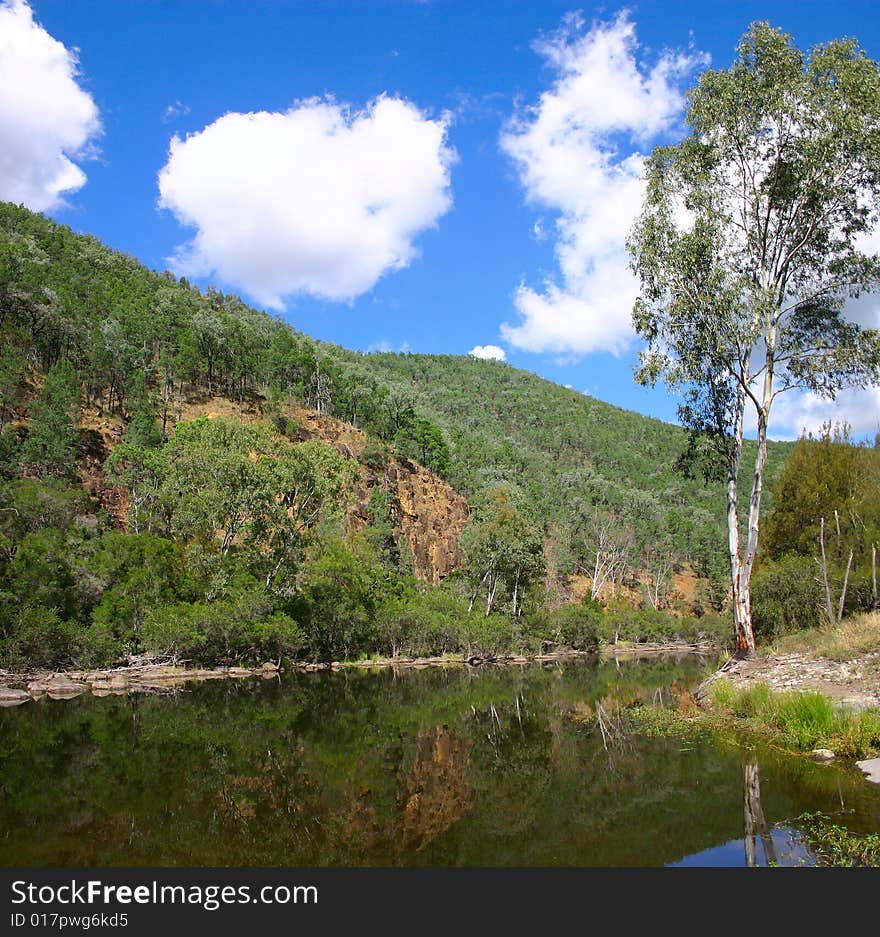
[643,547,673,611]
[817,515,854,626]
[578,508,633,602]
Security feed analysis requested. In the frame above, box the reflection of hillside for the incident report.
[2,659,880,866]
[398,725,474,851]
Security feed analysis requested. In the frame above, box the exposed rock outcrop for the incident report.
[84,397,470,586]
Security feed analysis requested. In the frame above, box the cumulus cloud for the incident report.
[500,11,706,356]
[0,0,100,210]
[469,344,506,361]
[158,96,455,307]
[766,385,880,441]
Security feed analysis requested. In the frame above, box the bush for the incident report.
[359,438,390,468]
[0,603,84,670]
[549,602,602,649]
[142,590,305,664]
[456,612,516,658]
[294,537,380,661]
[751,555,822,639]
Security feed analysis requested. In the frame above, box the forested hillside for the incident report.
[326,350,792,602]
[0,201,792,667]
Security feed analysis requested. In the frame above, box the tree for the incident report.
[461,486,545,617]
[21,359,81,478]
[628,23,880,657]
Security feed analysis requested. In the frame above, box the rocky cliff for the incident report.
[294,409,469,584]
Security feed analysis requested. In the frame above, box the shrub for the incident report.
[549,602,602,649]
[142,591,305,664]
[294,537,380,661]
[751,555,822,639]
[359,438,390,468]
[0,603,83,670]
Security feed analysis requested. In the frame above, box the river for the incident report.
[2,655,879,866]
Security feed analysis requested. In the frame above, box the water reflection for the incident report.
[400,725,474,852]
[743,761,777,867]
[1,658,878,866]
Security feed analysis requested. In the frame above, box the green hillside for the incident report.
[324,348,791,591]
[0,201,793,667]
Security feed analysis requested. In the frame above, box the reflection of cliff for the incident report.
[398,724,475,851]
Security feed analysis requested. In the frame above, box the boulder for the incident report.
[855,757,880,785]
[0,687,30,707]
[810,749,835,762]
[46,678,88,699]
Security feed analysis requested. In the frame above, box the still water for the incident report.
[2,656,879,866]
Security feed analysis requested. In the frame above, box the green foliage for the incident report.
[106,417,355,590]
[461,485,545,617]
[88,532,179,658]
[756,427,880,629]
[751,555,823,639]
[0,425,21,479]
[708,679,880,757]
[141,589,304,664]
[0,340,26,431]
[293,536,381,661]
[796,813,880,867]
[0,602,83,671]
[5,528,77,619]
[549,601,603,650]
[762,426,877,560]
[20,359,81,478]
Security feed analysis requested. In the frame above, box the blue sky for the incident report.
[2,0,879,437]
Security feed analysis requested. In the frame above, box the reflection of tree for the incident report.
[743,761,776,867]
[398,724,474,851]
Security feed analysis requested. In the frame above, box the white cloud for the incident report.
[162,100,191,123]
[0,0,100,210]
[469,344,507,361]
[760,385,880,441]
[158,95,455,307]
[500,11,706,356]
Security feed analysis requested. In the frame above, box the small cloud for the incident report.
[469,344,506,361]
[163,100,191,122]
[367,339,394,353]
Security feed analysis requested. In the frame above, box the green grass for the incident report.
[623,682,880,758]
[707,680,880,757]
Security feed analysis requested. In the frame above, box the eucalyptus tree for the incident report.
[628,23,880,656]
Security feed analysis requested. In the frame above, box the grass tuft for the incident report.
[703,678,880,757]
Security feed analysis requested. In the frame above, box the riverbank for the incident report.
[0,640,719,706]
[618,614,880,771]
[700,612,880,711]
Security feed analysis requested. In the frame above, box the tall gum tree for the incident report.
[627,23,880,658]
